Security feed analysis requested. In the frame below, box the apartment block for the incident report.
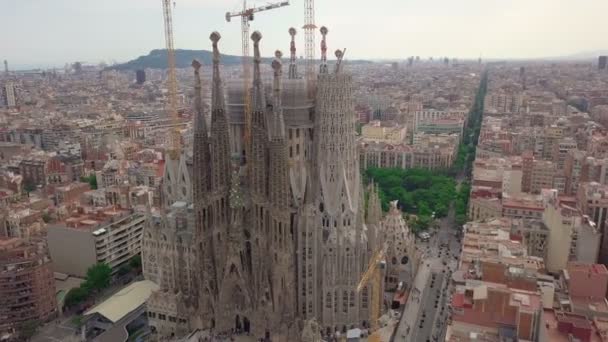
[0,237,57,335]
[577,182,608,264]
[47,207,145,277]
[360,120,407,143]
[544,190,601,273]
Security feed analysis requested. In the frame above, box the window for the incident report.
[362,287,368,309]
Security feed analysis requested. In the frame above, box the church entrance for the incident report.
[243,316,251,334]
[235,315,242,333]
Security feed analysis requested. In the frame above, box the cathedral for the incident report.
[142,27,395,340]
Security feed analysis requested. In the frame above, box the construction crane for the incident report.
[356,245,387,342]
[161,0,181,160]
[303,0,316,97]
[225,1,290,160]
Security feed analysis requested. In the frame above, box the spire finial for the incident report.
[271,50,285,139]
[335,48,346,73]
[252,31,262,61]
[210,31,221,63]
[288,27,298,79]
[209,31,225,112]
[319,26,329,74]
[251,31,265,112]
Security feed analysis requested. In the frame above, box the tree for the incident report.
[81,174,98,190]
[42,213,52,223]
[455,214,467,226]
[129,255,142,270]
[117,264,131,277]
[64,286,89,308]
[83,263,112,292]
[17,320,39,341]
[23,181,36,193]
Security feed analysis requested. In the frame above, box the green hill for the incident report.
[109,49,373,71]
[109,49,269,70]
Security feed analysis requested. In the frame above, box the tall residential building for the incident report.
[1,82,16,108]
[0,237,57,336]
[47,207,145,277]
[599,56,608,70]
[142,30,376,339]
[543,190,601,273]
[136,69,146,85]
[577,182,608,264]
[483,92,522,114]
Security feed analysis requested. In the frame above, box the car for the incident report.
[418,231,431,241]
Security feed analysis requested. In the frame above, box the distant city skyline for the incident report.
[2,0,607,69]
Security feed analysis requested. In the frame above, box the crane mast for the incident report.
[226,1,290,162]
[357,246,386,342]
[161,0,181,159]
[303,0,316,97]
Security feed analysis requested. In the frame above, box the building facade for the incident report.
[0,237,57,336]
[142,31,377,339]
[47,207,145,277]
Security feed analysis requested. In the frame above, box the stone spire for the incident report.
[192,59,210,204]
[335,49,345,74]
[269,50,290,209]
[249,31,268,199]
[209,31,231,195]
[367,181,382,225]
[271,50,285,139]
[251,31,265,112]
[211,32,225,112]
[288,27,298,79]
[319,26,329,74]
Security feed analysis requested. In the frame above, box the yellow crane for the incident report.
[356,246,387,342]
[225,1,290,159]
[161,0,181,160]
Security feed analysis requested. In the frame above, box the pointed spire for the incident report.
[288,27,298,79]
[208,31,231,193]
[367,181,382,225]
[271,50,285,139]
[335,49,346,74]
[319,26,329,74]
[192,59,207,135]
[251,31,265,112]
[192,59,210,200]
[210,31,225,112]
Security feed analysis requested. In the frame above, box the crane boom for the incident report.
[226,1,290,20]
[162,0,181,159]
[225,1,289,163]
[357,246,386,342]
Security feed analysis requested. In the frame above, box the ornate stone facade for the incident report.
[142,28,378,339]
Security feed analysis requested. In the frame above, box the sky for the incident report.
[2,0,607,69]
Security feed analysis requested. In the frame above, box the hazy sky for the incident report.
[2,0,607,69]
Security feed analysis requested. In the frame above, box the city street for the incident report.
[393,202,461,341]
